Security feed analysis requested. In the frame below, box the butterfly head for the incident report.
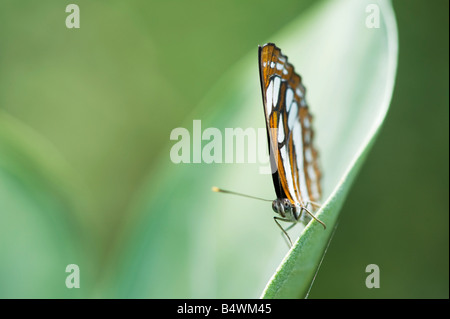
[272,198,299,221]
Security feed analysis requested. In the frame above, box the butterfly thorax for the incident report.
[272,198,303,222]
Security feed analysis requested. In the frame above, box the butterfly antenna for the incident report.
[212,186,272,202]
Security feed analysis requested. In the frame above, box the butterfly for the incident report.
[258,43,326,241]
[213,43,325,246]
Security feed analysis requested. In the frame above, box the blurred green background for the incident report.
[0,0,448,298]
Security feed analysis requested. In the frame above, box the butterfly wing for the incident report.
[258,43,322,205]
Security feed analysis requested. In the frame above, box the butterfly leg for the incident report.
[285,223,297,232]
[274,216,295,247]
[301,206,327,229]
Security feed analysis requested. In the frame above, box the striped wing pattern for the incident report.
[258,43,322,206]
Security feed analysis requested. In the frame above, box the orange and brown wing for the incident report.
[258,43,322,205]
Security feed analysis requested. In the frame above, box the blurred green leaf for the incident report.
[109,0,398,298]
[0,112,94,298]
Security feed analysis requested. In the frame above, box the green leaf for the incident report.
[110,0,398,298]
